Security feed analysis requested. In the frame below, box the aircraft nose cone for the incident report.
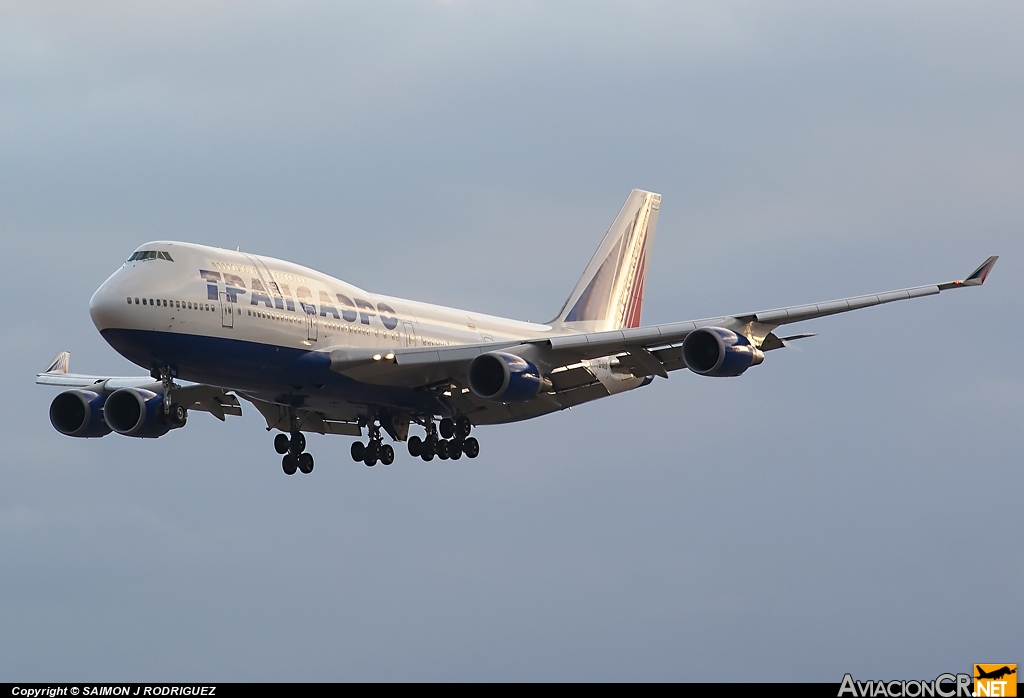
[89,275,128,332]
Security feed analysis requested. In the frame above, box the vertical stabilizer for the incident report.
[551,189,660,332]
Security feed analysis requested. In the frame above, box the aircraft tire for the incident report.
[298,453,314,474]
[437,439,450,460]
[365,441,379,462]
[422,436,437,457]
[290,432,306,454]
[449,442,462,460]
[351,441,365,462]
[408,436,422,456]
[456,417,472,438]
[364,453,378,467]
[275,434,290,455]
[421,450,434,462]
[171,403,188,427]
[464,437,479,459]
[439,418,455,439]
[282,454,298,475]
[380,445,395,465]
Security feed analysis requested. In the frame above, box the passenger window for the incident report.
[135,298,139,304]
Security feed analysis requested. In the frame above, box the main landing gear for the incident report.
[350,419,394,467]
[273,415,480,474]
[276,431,313,475]
[407,417,479,462]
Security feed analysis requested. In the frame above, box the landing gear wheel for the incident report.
[282,454,298,475]
[274,433,290,454]
[364,451,378,467]
[298,452,314,474]
[456,417,472,438]
[365,441,379,462]
[421,450,434,462]
[171,403,187,427]
[449,441,463,460]
[423,436,437,457]
[380,444,395,465]
[463,437,480,459]
[351,441,365,462]
[437,439,450,460]
[408,435,422,457]
[439,418,455,439]
[290,432,306,454]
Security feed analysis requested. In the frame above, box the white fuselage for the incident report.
[91,241,556,357]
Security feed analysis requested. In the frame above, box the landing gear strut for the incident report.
[153,366,187,426]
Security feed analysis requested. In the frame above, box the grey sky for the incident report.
[1,1,1021,681]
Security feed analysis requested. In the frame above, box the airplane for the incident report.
[976,666,1016,681]
[36,189,998,475]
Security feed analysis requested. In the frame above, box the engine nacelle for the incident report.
[467,351,551,402]
[104,388,179,438]
[49,390,112,438]
[682,327,764,377]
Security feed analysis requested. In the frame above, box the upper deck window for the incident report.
[128,250,174,262]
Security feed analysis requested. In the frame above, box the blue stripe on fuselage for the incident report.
[99,328,441,413]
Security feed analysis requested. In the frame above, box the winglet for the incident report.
[43,351,70,375]
[937,256,998,290]
[962,255,998,286]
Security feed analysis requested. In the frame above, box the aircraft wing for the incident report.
[541,254,999,368]
[327,256,998,387]
[36,352,243,420]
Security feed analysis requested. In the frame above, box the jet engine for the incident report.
[682,327,764,377]
[467,351,551,402]
[49,389,112,438]
[103,388,183,438]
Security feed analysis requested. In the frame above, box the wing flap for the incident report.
[241,396,361,436]
[549,365,599,392]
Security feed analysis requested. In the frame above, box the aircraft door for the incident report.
[306,312,318,341]
[220,292,233,328]
[403,321,417,347]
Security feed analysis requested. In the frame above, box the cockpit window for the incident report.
[128,250,174,262]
